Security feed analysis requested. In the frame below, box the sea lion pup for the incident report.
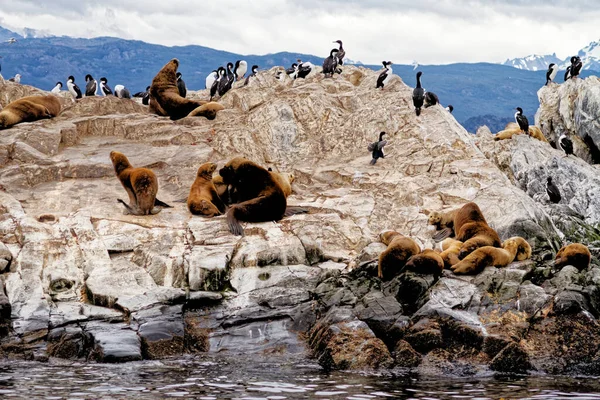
[554,243,591,270]
[453,202,501,259]
[218,157,308,236]
[440,238,463,268]
[377,231,421,280]
[268,167,294,198]
[0,95,61,129]
[149,58,223,120]
[451,236,531,275]
[404,249,444,276]
[109,151,172,215]
[187,162,226,217]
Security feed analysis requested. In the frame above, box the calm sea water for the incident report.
[1,355,600,399]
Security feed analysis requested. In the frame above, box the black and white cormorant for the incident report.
[114,84,131,99]
[211,67,225,100]
[176,72,187,98]
[515,107,529,134]
[322,48,339,78]
[546,177,561,204]
[244,65,259,86]
[412,71,425,116]
[85,74,97,96]
[51,82,62,94]
[8,73,21,83]
[100,77,113,96]
[446,105,454,113]
[285,63,298,79]
[559,133,574,157]
[367,132,388,165]
[570,56,583,79]
[67,76,82,99]
[234,60,247,81]
[376,61,393,89]
[296,59,314,79]
[218,64,234,97]
[333,40,345,73]
[424,92,439,108]
[545,63,558,85]
[564,66,572,81]
[206,70,218,90]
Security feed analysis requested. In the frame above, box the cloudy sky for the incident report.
[0,0,599,64]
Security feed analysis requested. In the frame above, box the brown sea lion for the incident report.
[268,167,294,198]
[453,202,501,259]
[109,151,172,215]
[377,231,421,280]
[555,243,591,270]
[440,238,463,268]
[451,236,531,275]
[404,249,444,276]
[187,162,226,217]
[0,95,61,129]
[494,122,549,143]
[218,157,307,236]
[149,58,223,120]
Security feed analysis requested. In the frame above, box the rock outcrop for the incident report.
[0,65,599,375]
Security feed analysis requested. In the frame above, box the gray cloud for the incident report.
[0,1,599,64]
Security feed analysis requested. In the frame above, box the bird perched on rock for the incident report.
[515,107,529,134]
[85,74,97,96]
[413,71,425,116]
[67,76,82,99]
[234,60,247,81]
[367,132,387,165]
[100,77,113,96]
[244,65,259,86]
[376,61,393,90]
[546,63,558,85]
[333,40,345,73]
[51,82,62,93]
[424,92,439,108]
[446,105,454,113]
[296,59,314,79]
[210,67,225,100]
[546,177,561,203]
[8,73,21,83]
[570,56,583,79]
[205,70,218,90]
[114,84,131,99]
[176,72,187,98]
[559,133,574,157]
[322,48,339,78]
[285,62,298,79]
[564,66,572,81]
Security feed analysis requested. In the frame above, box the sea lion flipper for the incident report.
[227,208,244,236]
[117,198,136,215]
[432,227,453,242]
[155,198,173,208]
[283,206,308,218]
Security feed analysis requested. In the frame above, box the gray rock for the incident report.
[554,290,591,315]
[490,342,533,374]
[517,283,550,316]
[133,305,184,359]
[86,321,142,363]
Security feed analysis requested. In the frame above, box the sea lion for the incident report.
[404,249,444,276]
[428,209,458,231]
[149,58,223,120]
[268,167,294,198]
[187,162,226,217]
[378,231,421,280]
[440,238,463,268]
[451,236,531,275]
[218,157,307,236]
[109,151,171,215]
[453,202,501,259]
[494,122,549,143]
[0,95,61,129]
[554,243,591,270]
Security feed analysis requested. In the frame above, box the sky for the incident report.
[0,0,599,65]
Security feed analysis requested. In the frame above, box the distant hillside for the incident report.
[503,38,600,72]
[0,26,598,132]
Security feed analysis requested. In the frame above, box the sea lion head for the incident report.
[109,151,132,175]
[197,162,217,180]
[428,211,442,225]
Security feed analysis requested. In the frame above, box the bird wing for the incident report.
[561,137,574,153]
[546,183,561,200]
[376,70,387,87]
[377,140,388,150]
[367,141,377,152]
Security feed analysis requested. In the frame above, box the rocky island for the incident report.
[0,65,599,376]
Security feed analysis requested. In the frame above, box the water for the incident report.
[1,355,600,399]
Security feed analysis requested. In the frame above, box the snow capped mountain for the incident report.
[502,54,562,71]
[502,40,600,72]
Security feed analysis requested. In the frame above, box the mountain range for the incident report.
[502,39,600,72]
[0,26,598,133]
